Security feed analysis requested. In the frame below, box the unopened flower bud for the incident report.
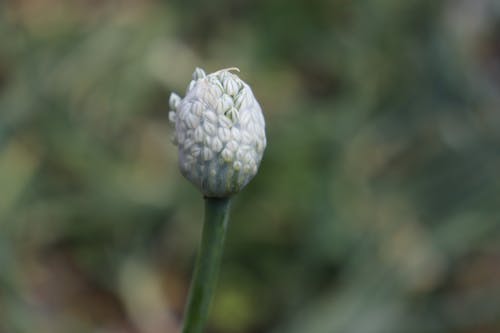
[169,93,181,110]
[169,67,266,197]
[193,67,206,80]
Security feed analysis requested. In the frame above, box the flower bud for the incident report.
[169,93,181,110]
[169,67,266,197]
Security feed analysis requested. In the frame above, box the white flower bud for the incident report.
[169,67,266,197]
[216,94,233,114]
[168,111,176,125]
[223,76,240,96]
[225,107,239,123]
[193,67,206,80]
[169,93,181,110]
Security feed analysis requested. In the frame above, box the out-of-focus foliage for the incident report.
[1,0,500,332]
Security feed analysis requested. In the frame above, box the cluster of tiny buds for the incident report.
[169,67,266,197]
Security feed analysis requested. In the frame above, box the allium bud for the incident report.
[169,67,266,197]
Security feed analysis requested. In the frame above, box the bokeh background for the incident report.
[1,0,500,332]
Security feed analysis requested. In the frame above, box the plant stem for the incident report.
[181,197,232,333]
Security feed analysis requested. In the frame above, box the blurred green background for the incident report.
[1,0,500,332]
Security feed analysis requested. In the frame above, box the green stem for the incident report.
[181,197,232,333]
